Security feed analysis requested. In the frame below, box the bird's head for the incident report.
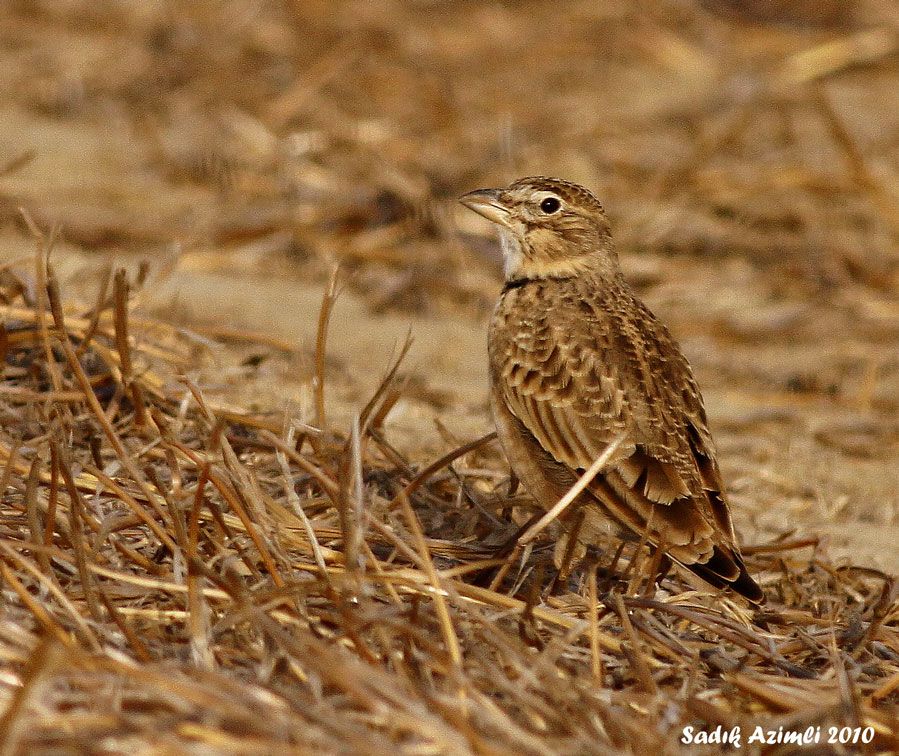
[460,176,617,283]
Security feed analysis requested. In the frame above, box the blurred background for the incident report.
[1,0,898,567]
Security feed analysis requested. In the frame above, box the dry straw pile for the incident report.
[1,0,898,753]
[0,235,896,752]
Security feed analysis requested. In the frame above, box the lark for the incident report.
[460,176,764,604]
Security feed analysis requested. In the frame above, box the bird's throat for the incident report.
[499,229,525,279]
[499,229,601,282]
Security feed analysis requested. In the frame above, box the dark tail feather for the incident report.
[687,547,766,605]
[728,563,766,605]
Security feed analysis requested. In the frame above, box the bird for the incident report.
[459,176,765,604]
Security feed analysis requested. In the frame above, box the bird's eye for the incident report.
[539,196,561,214]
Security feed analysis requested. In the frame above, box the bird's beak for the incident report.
[459,188,512,228]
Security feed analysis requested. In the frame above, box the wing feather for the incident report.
[489,278,764,602]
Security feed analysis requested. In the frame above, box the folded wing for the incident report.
[493,281,764,603]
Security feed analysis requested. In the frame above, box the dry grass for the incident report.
[0,249,896,753]
[1,0,898,753]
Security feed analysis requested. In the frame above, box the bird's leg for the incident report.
[654,553,673,586]
[548,509,587,595]
[621,539,646,593]
[642,545,672,598]
[507,470,520,496]
[597,539,628,593]
[470,510,543,588]
[496,510,543,557]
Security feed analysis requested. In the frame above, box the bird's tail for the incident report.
[685,546,766,605]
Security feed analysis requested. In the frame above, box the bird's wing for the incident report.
[492,281,749,578]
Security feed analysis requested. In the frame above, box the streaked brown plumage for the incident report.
[460,176,764,604]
